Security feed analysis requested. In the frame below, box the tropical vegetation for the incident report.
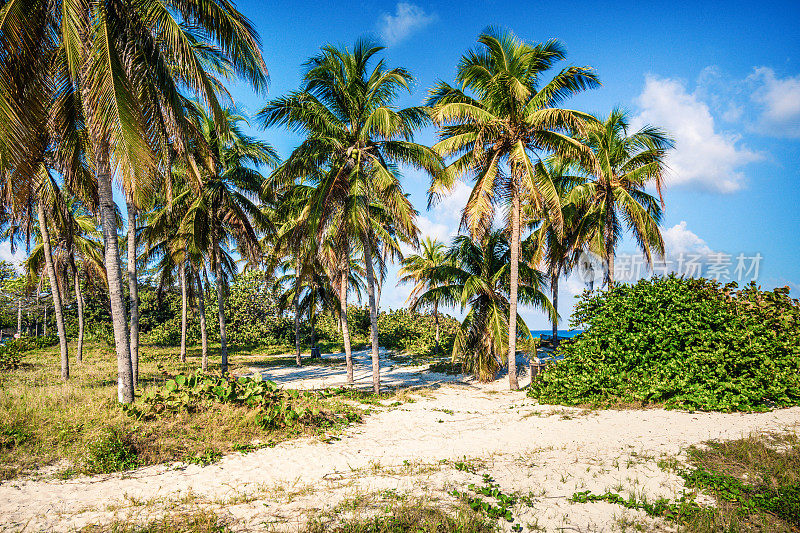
[528,276,800,411]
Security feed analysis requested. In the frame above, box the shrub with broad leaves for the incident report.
[528,276,800,411]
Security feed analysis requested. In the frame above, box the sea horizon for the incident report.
[530,329,582,338]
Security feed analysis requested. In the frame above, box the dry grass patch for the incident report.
[0,341,361,480]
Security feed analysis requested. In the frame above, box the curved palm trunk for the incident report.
[340,265,354,385]
[213,231,228,374]
[551,272,559,346]
[97,154,134,403]
[507,191,521,390]
[294,255,301,367]
[126,199,139,387]
[362,233,381,394]
[37,199,69,380]
[70,256,84,363]
[195,269,209,372]
[180,261,187,363]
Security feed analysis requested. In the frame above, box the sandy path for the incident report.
[2,356,799,532]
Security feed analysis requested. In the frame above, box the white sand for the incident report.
[2,350,798,532]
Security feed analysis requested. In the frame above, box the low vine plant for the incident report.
[123,372,362,433]
[450,473,519,525]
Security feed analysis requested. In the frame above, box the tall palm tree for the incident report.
[569,108,673,287]
[398,237,447,354]
[181,105,276,374]
[260,40,442,392]
[0,0,268,402]
[426,29,599,389]
[412,231,553,381]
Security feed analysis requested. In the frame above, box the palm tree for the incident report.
[412,231,553,381]
[0,0,268,402]
[141,190,192,362]
[181,105,276,374]
[260,40,443,392]
[426,29,599,389]
[398,237,447,354]
[569,108,673,287]
[25,195,106,362]
[524,158,596,345]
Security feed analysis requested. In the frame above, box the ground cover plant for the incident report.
[529,276,800,411]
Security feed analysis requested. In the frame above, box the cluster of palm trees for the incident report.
[0,3,671,402]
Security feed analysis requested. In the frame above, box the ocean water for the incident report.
[529,329,582,338]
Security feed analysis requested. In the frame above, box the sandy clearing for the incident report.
[2,351,798,532]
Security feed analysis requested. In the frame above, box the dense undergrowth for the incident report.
[529,276,800,411]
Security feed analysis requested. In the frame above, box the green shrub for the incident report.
[123,373,361,431]
[528,276,800,411]
[85,429,140,473]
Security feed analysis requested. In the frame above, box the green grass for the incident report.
[681,433,800,532]
[0,341,362,481]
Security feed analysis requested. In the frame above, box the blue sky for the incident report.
[235,0,800,328]
[7,1,795,329]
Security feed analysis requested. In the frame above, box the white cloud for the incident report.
[378,3,436,47]
[633,75,763,193]
[661,221,713,256]
[416,215,453,243]
[0,242,26,272]
[748,67,800,138]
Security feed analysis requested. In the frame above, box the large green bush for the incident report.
[528,276,800,411]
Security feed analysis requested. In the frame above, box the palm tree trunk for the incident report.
[362,233,381,394]
[311,306,317,352]
[70,256,84,363]
[43,304,48,336]
[551,272,559,346]
[213,230,228,374]
[340,263,354,385]
[126,198,139,387]
[16,298,22,337]
[195,269,209,372]
[97,152,134,403]
[604,203,615,288]
[434,302,440,355]
[37,199,69,380]
[507,190,521,390]
[294,255,301,367]
[180,261,187,363]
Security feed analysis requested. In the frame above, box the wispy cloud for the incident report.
[748,67,800,138]
[633,75,763,193]
[378,3,436,46]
